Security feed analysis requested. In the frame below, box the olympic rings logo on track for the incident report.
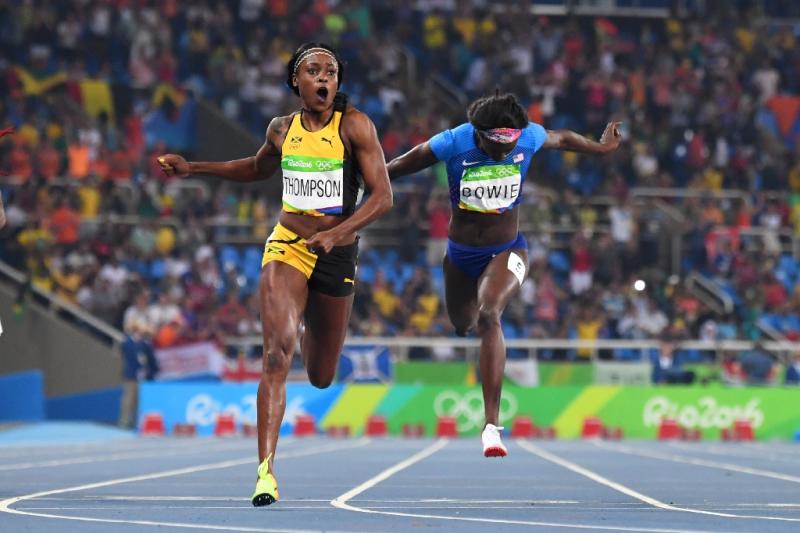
[433,390,518,432]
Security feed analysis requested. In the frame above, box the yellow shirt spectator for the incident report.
[577,319,604,359]
[423,14,446,49]
[373,287,400,318]
[409,308,433,334]
[77,184,101,217]
[789,165,800,191]
[16,123,39,146]
[791,204,800,236]
[702,168,723,191]
[252,199,270,238]
[18,226,52,251]
[155,226,177,255]
[53,268,81,304]
[418,293,439,317]
[453,16,477,45]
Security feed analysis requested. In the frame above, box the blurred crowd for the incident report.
[1,1,800,373]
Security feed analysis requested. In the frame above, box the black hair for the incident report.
[286,42,345,96]
[466,91,528,131]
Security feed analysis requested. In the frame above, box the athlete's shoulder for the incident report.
[450,122,475,139]
[429,122,475,161]
[267,114,294,137]
[340,105,375,134]
[266,114,294,149]
[519,122,547,151]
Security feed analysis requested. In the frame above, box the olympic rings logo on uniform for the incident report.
[316,160,337,171]
[433,389,518,432]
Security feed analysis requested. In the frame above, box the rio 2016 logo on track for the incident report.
[643,395,765,429]
[185,394,257,427]
[433,390,518,432]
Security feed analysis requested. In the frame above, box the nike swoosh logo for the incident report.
[462,160,483,166]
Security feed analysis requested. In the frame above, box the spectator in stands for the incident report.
[652,333,695,385]
[214,291,250,336]
[636,295,669,338]
[426,190,450,266]
[148,291,184,331]
[569,232,593,295]
[119,289,159,429]
[571,302,608,360]
[372,271,404,328]
[785,352,800,385]
[3,0,800,366]
[98,251,129,304]
[739,342,778,386]
[608,194,636,276]
[47,195,81,249]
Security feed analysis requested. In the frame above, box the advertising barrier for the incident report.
[139,382,800,440]
[139,382,343,436]
[154,341,226,381]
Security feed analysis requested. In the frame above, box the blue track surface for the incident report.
[1,432,799,532]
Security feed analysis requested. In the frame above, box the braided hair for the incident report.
[286,42,345,96]
[466,91,528,131]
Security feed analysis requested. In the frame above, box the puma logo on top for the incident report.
[321,136,334,146]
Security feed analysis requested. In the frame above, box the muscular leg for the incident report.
[443,255,479,336]
[301,290,354,388]
[476,248,528,426]
[257,261,308,475]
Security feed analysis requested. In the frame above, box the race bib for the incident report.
[282,155,344,215]
[507,252,526,286]
[458,164,521,213]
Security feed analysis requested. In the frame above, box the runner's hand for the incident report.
[157,154,190,178]
[599,121,623,153]
[305,229,341,254]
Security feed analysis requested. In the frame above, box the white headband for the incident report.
[293,48,338,77]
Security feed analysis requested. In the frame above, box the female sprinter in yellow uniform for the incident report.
[388,92,620,457]
[159,42,392,506]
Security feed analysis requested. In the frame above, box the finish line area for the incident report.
[1,435,799,532]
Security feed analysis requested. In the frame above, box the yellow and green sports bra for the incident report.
[280,102,361,217]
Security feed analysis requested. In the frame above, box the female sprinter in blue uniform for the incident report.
[387,92,621,457]
[159,43,392,505]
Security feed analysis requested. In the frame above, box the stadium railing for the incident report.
[0,260,124,350]
[225,335,800,366]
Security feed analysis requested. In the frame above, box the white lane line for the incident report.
[0,437,289,461]
[0,442,257,471]
[594,440,800,484]
[667,441,800,463]
[330,439,720,533]
[0,438,370,533]
[519,440,800,523]
[332,438,449,509]
[29,496,580,504]
[765,504,800,508]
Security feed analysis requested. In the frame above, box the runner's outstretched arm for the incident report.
[157,118,284,182]
[543,121,622,154]
[386,141,438,180]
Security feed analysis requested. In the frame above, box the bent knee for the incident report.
[262,337,295,375]
[307,368,334,389]
[476,307,502,331]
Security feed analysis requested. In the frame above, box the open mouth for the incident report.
[316,87,329,102]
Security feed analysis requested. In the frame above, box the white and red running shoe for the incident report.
[482,423,508,458]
